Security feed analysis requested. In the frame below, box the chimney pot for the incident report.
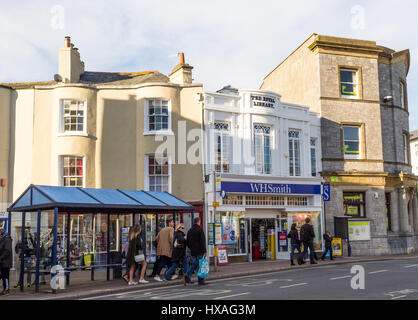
[179,52,185,64]
[65,36,71,48]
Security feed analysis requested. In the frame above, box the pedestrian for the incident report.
[297,217,318,265]
[183,217,207,286]
[153,219,174,282]
[164,223,187,281]
[14,228,35,288]
[0,228,12,295]
[287,223,301,266]
[125,224,148,285]
[122,226,134,284]
[320,230,333,261]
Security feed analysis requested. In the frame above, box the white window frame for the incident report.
[254,124,272,175]
[288,129,302,177]
[59,100,87,136]
[340,69,359,99]
[144,154,171,193]
[343,125,361,160]
[403,134,408,164]
[59,155,85,187]
[214,122,231,173]
[143,99,173,135]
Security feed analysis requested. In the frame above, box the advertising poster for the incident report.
[348,221,371,241]
[221,216,237,245]
[217,245,229,265]
[332,237,342,256]
[279,232,287,247]
[214,223,223,245]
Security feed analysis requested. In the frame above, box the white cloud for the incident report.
[0,0,417,128]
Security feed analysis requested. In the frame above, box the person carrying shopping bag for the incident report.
[125,224,148,285]
[164,223,187,281]
[183,217,208,286]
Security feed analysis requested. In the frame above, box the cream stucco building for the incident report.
[0,37,204,266]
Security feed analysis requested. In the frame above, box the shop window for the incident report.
[289,130,301,176]
[61,100,86,133]
[62,156,84,187]
[340,69,358,98]
[310,138,317,177]
[254,125,272,174]
[214,122,231,173]
[145,99,170,133]
[343,126,361,159]
[343,192,366,217]
[147,154,170,192]
[214,211,246,255]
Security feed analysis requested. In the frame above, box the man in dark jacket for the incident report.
[0,228,12,295]
[297,217,317,265]
[183,217,207,286]
[320,231,333,260]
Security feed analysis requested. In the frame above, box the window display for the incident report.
[215,212,245,255]
[288,212,321,250]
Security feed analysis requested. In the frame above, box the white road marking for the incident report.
[330,275,352,280]
[404,264,418,268]
[368,270,388,274]
[279,283,308,289]
[391,295,407,300]
[214,292,252,300]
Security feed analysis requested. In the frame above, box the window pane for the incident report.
[341,83,356,96]
[344,141,360,154]
[343,127,359,140]
[340,70,355,83]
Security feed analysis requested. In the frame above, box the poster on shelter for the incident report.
[221,216,237,245]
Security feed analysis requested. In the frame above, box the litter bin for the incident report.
[110,252,122,279]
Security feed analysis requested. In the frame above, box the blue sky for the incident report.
[0,0,417,129]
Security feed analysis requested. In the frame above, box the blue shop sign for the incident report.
[221,182,321,195]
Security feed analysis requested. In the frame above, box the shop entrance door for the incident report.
[251,218,276,260]
[276,215,289,260]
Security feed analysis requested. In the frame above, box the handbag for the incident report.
[135,250,145,262]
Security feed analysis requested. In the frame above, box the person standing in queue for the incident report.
[164,223,187,281]
[321,230,333,261]
[153,219,174,282]
[287,223,301,266]
[183,217,207,286]
[126,224,148,285]
[0,229,12,295]
[297,217,317,265]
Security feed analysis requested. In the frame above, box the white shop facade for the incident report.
[204,87,324,261]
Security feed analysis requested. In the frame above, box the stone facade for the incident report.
[261,34,418,256]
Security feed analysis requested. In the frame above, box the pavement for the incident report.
[2,253,418,300]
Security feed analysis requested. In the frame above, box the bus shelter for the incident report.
[7,185,194,293]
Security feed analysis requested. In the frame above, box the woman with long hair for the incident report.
[126,224,148,285]
[164,223,187,281]
[287,223,301,266]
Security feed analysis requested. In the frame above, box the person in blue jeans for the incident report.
[287,223,301,266]
[183,217,207,286]
[165,224,188,281]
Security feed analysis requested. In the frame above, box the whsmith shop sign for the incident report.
[221,182,321,195]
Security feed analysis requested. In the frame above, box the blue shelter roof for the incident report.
[8,185,193,213]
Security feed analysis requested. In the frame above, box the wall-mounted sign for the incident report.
[214,223,223,245]
[348,221,371,241]
[323,184,331,202]
[250,95,276,108]
[221,182,321,195]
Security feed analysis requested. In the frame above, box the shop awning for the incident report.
[8,184,193,213]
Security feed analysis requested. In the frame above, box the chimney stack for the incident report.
[168,52,193,85]
[58,36,85,83]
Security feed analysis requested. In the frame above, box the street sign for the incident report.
[323,184,331,202]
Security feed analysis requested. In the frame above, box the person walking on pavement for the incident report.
[297,217,318,265]
[287,223,301,266]
[164,223,187,281]
[321,230,333,261]
[125,224,149,285]
[14,228,35,288]
[153,219,174,282]
[183,217,207,286]
[0,228,12,295]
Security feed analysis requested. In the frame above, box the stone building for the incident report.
[0,37,204,266]
[261,34,418,255]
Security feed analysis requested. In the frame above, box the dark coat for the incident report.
[287,229,300,245]
[171,230,186,262]
[300,223,315,242]
[186,224,206,257]
[323,234,332,248]
[0,235,13,269]
[125,233,143,268]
